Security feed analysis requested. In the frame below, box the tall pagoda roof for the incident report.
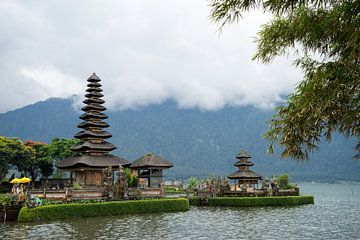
[236,149,251,159]
[86,87,103,92]
[70,141,116,152]
[57,73,129,169]
[79,112,108,120]
[83,98,105,104]
[87,82,102,88]
[74,130,112,139]
[81,104,107,112]
[87,74,101,82]
[77,121,109,129]
[130,153,173,169]
[85,92,104,98]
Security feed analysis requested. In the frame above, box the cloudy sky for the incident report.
[0,0,302,113]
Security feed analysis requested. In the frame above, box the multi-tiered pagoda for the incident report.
[57,73,129,186]
[228,149,262,189]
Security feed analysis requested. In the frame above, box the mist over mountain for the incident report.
[0,98,359,182]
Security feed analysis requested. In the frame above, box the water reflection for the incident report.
[1,183,359,240]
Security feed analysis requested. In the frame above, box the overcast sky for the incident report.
[0,0,302,113]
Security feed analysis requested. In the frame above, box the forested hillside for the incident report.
[0,98,359,181]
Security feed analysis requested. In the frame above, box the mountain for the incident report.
[0,98,359,182]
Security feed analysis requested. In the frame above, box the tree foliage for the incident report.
[124,168,138,187]
[23,140,54,180]
[0,136,77,180]
[0,137,31,180]
[46,138,78,178]
[210,0,360,159]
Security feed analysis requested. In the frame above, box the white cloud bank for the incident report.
[0,0,302,113]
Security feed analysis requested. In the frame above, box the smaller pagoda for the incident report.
[228,149,262,189]
[130,153,173,188]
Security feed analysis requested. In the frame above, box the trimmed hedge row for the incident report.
[208,196,314,207]
[188,197,201,206]
[18,198,189,222]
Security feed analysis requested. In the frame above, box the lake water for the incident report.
[1,183,359,240]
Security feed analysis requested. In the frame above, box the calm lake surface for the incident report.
[1,182,359,240]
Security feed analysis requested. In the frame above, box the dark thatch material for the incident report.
[228,170,262,180]
[85,92,104,98]
[81,104,106,112]
[83,98,105,104]
[236,149,251,159]
[57,154,129,169]
[130,153,173,169]
[74,130,112,139]
[87,73,101,82]
[87,82,102,88]
[77,121,109,129]
[234,160,254,167]
[79,113,108,120]
[70,141,116,151]
[86,87,103,92]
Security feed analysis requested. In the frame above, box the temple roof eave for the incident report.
[227,170,263,180]
[57,154,130,169]
[130,154,173,169]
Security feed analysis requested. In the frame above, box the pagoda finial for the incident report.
[236,149,251,159]
[87,73,101,82]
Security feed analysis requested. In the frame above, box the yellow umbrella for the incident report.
[10,178,21,184]
[18,177,31,183]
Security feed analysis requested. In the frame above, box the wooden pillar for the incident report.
[70,172,73,185]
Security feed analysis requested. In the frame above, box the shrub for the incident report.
[125,168,138,187]
[208,196,314,207]
[72,183,81,190]
[187,177,199,192]
[188,197,201,206]
[0,194,11,205]
[277,173,290,189]
[285,183,296,189]
[18,198,189,221]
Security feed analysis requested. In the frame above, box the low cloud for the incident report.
[0,0,302,113]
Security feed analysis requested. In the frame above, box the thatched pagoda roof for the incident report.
[74,130,112,139]
[130,153,173,169]
[228,170,262,180]
[70,141,116,152]
[81,104,106,112]
[85,92,104,98]
[83,98,105,104]
[87,82,102,88]
[79,112,108,120]
[87,74,101,82]
[77,121,109,129]
[86,87,102,92]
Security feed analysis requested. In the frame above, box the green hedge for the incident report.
[188,197,201,206]
[18,198,189,222]
[208,196,314,207]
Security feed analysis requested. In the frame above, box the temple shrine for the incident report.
[228,149,262,190]
[130,153,173,188]
[57,73,129,187]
